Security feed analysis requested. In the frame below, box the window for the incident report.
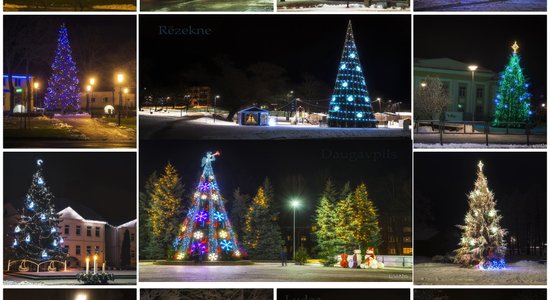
[131,233,135,242]
[300,236,307,242]
[459,86,466,97]
[76,245,81,255]
[76,225,81,235]
[87,226,92,237]
[14,78,21,86]
[64,225,70,235]
[95,246,100,254]
[103,97,108,103]
[64,245,69,254]
[476,87,484,98]
[95,227,100,237]
[403,247,413,255]
[86,246,91,255]
[389,248,397,254]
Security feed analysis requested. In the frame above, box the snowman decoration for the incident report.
[360,248,384,269]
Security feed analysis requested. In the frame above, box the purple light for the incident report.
[199,182,210,192]
[190,242,207,254]
[195,211,208,222]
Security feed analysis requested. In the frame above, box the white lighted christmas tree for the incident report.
[328,21,376,128]
[173,151,241,261]
[455,161,507,269]
[12,159,67,262]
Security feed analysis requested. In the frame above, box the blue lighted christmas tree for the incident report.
[44,23,80,113]
[492,42,531,128]
[173,151,241,261]
[12,159,67,263]
[328,21,376,128]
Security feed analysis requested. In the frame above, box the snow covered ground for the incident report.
[414,0,546,11]
[414,261,547,285]
[278,3,409,11]
[415,143,546,149]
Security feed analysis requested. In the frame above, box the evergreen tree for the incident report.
[243,178,283,260]
[231,187,250,240]
[139,172,157,259]
[455,161,507,269]
[492,41,532,128]
[173,152,241,261]
[120,229,131,269]
[44,23,80,113]
[350,183,382,251]
[335,193,355,252]
[12,159,67,263]
[314,180,340,265]
[328,21,376,128]
[147,162,185,259]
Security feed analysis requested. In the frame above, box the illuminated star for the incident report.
[478,161,484,172]
[511,41,519,53]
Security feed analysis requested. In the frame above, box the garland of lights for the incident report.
[173,151,241,261]
[327,21,377,128]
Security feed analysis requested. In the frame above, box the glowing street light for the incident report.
[214,95,220,123]
[116,73,125,126]
[420,81,427,88]
[75,293,87,300]
[468,65,478,122]
[33,81,40,110]
[374,97,382,113]
[290,199,301,260]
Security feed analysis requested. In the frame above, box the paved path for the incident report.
[414,0,546,11]
[141,0,273,11]
[139,262,412,282]
[4,270,136,285]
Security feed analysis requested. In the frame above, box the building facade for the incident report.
[414,58,498,121]
[3,74,36,112]
[79,90,136,115]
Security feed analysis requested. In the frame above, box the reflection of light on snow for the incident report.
[268,117,277,126]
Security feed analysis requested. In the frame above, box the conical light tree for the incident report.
[492,41,531,128]
[455,161,507,269]
[12,159,67,262]
[44,23,80,113]
[328,21,376,128]
[173,151,241,261]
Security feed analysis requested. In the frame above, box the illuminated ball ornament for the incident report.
[12,239,18,247]
[208,253,218,261]
[53,239,58,246]
[347,96,354,102]
[37,177,44,185]
[14,225,21,233]
[51,226,57,233]
[40,214,47,221]
[25,234,31,243]
[356,112,363,118]
[193,231,204,240]
[28,201,35,209]
[341,82,348,87]
[334,106,340,112]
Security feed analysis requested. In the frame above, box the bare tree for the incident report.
[414,75,450,120]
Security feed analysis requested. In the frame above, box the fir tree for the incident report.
[314,180,340,265]
[455,161,507,269]
[335,193,355,252]
[231,187,250,240]
[350,183,382,251]
[492,41,532,128]
[173,152,241,261]
[139,172,160,259]
[243,178,283,260]
[12,159,67,263]
[44,23,80,113]
[147,162,185,258]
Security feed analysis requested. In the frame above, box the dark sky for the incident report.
[4,152,136,225]
[4,15,136,91]
[415,15,547,100]
[278,289,409,300]
[414,152,546,255]
[140,140,411,228]
[140,15,411,106]
[4,289,136,300]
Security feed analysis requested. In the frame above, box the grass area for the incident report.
[99,116,137,130]
[4,116,84,140]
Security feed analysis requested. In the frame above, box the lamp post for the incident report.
[214,95,220,123]
[290,200,300,260]
[89,78,95,115]
[374,97,382,113]
[33,81,40,110]
[116,73,124,126]
[468,65,478,122]
[86,85,92,115]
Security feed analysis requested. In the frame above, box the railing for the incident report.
[414,120,540,146]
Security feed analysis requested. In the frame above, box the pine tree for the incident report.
[147,162,185,259]
[350,183,382,251]
[492,41,532,128]
[173,152,241,261]
[139,172,156,259]
[455,161,507,269]
[328,21,376,128]
[44,23,80,113]
[243,178,283,260]
[12,159,67,263]
[231,187,250,240]
[314,180,340,265]
[335,193,355,252]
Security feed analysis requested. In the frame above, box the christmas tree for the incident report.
[173,152,241,261]
[492,42,532,128]
[328,21,376,128]
[455,161,507,269]
[12,159,67,263]
[315,180,340,265]
[44,23,80,113]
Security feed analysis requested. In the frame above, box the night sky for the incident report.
[140,140,411,229]
[415,15,547,102]
[140,15,411,107]
[4,289,136,300]
[4,152,136,225]
[4,15,136,91]
[414,152,546,256]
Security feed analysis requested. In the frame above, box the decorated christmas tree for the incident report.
[492,42,531,128]
[455,161,507,269]
[12,159,66,263]
[173,151,241,261]
[44,23,80,113]
[328,21,376,128]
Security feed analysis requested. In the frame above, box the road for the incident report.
[414,0,546,11]
[141,0,273,11]
[139,262,412,282]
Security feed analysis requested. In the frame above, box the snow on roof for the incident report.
[238,106,270,113]
[116,219,137,228]
[58,206,107,224]
[415,58,494,74]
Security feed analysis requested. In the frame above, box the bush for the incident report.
[294,247,309,265]
[320,254,338,267]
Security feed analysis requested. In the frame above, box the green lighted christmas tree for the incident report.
[455,161,507,269]
[12,159,67,263]
[492,42,531,128]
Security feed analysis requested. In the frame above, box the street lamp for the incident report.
[420,81,427,88]
[374,97,382,113]
[33,81,40,110]
[468,65,478,122]
[75,293,87,300]
[290,199,300,261]
[123,88,129,112]
[88,78,95,114]
[116,73,124,126]
[86,85,92,115]
[214,95,220,123]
